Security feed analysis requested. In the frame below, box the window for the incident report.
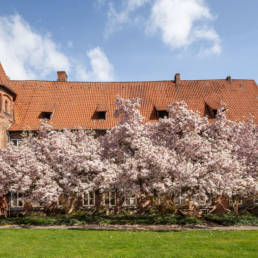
[57,196,63,208]
[10,192,24,208]
[198,197,212,207]
[39,112,52,120]
[213,109,217,118]
[205,104,217,119]
[157,110,168,119]
[4,100,8,114]
[83,191,95,207]
[174,195,187,206]
[229,199,243,207]
[94,104,107,120]
[103,191,116,206]
[124,193,136,207]
[11,139,21,146]
[96,111,106,120]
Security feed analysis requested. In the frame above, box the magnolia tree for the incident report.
[0,96,257,215]
[204,108,258,212]
[22,123,113,213]
[100,97,257,213]
[0,123,114,214]
[0,137,60,209]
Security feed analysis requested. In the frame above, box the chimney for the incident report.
[174,73,180,86]
[57,71,67,82]
[226,75,232,83]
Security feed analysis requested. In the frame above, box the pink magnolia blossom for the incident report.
[0,96,257,213]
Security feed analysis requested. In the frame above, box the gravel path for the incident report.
[0,224,258,231]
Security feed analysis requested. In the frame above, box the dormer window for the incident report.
[205,104,217,119]
[212,109,217,118]
[94,104,107,120]
[97,111,106,120]
[157,110,168,119]
[155,105,169,119]
[39,112,52,120]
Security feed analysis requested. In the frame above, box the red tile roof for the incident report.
[0,63,16,99]
[0,63,9,85]
[0,64,257,130]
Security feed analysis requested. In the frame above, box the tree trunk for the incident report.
[94,190,102,214]
[23,202,33,216]
[0,196,8,218]
[137,195,152,214]
[233,200,239,215]
[115,191,124,214]
[209,196,231,214]
[44,202,57,216]
[67,197,78,214]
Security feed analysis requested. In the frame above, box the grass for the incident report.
[0,229,257,257]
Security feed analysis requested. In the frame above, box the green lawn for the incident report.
[0,229,257,258]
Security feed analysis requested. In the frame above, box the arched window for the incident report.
[5,100,8,113]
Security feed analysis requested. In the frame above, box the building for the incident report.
[0,62,257,149]
[0,62,258,212]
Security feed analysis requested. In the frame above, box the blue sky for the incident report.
[0,0,257,82]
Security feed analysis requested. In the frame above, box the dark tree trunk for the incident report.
[0,196,8,218]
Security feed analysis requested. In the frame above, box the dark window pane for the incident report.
[97,111,106,120]
[157,110,168,119]
[39,112,52,120]
[213,109,217,118]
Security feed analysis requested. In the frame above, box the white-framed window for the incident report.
[229,199,243,206]
[10,192,24,208]
[57,197,63,208]
[124,193,136,207]
[83,191,95,207]
[103,191,116,207]
[198,197,212,207]
[11,139,22,146]
[174,195,187,206]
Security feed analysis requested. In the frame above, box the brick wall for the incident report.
[0,90,15,149]
[0,118,10,148]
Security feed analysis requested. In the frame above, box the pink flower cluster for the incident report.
[0,96,257,210]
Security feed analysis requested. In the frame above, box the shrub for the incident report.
[203,213,258,226]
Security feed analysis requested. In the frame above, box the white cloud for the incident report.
[0,14,115,81]
[194,27,221,56]
[87,47,115,81]
[105,0,150,37]
[147,0,221,55]
[128,0,151,10]
[105,0,221,55]
[74,47,115,81]
[74,64,90,81]
[0,14,70,79]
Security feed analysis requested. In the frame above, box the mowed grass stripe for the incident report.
[0,229,257,258]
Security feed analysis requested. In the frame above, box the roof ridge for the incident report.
[9,79,257,84]
[10,79,173,83]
